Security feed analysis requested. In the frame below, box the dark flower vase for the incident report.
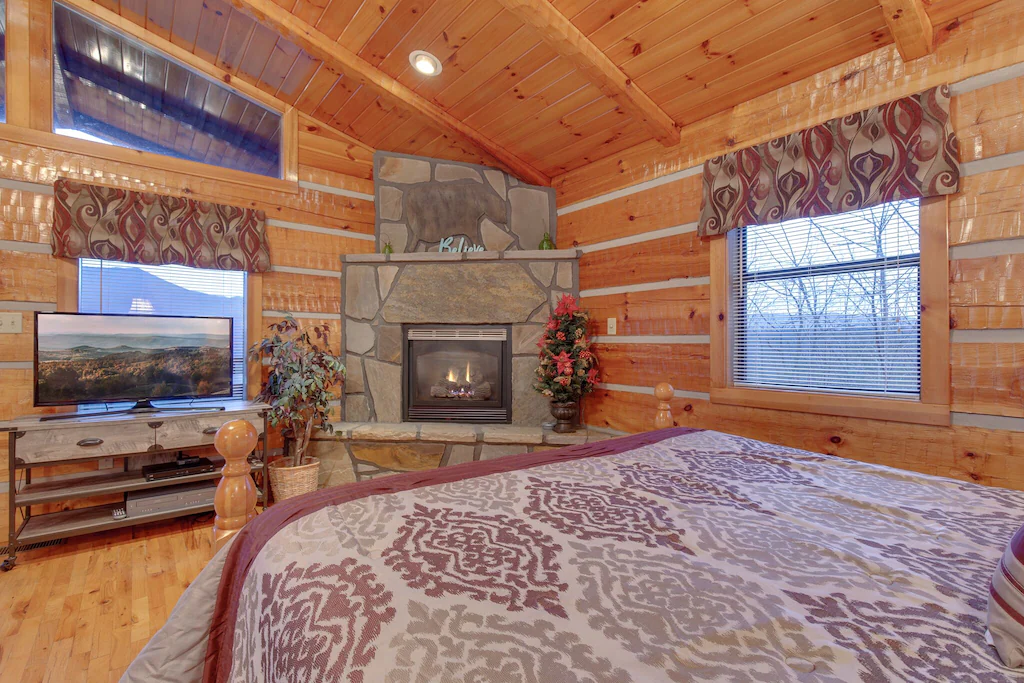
[550,401,578,433]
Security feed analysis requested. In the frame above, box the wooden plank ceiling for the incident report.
[89,0,1001,184]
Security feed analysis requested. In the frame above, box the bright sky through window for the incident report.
[54,128,112,145]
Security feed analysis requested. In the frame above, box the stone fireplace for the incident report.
[312,157,594,482]
[340,249,579,426]
[403,325,512,423]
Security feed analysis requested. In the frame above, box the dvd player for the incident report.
[142,457,215,481]
[126,480,217,517]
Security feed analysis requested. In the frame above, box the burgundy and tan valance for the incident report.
[697,85,960,237]
[51,179,271,272]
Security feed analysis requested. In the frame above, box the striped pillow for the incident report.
[990,524,1024,667]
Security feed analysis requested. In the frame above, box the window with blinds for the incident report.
[78,259,247,402]
[730,199,921,398]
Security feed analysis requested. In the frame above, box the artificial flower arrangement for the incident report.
[534,294,598,431]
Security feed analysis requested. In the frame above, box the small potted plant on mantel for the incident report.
[534,294,599,433]
[249,316,346,501]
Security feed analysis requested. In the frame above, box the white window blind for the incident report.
[730,199,921,398]
[79,259,247,401]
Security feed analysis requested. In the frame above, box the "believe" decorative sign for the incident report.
[438,236,485,252]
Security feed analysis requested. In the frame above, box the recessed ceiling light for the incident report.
[409,50,442,76]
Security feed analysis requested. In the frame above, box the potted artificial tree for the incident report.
[249,316,345,500]
[534,294,598,432]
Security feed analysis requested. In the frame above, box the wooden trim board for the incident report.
[55,258,77,314]
[709,234,731,391]
[281,108,299,184]
[919,196,950,406]
[247,274,263,400]
[0,123,299,196]
[709,386,950,426]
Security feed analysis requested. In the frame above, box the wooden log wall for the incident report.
[558,0,1024,492]
[0,10,375,538]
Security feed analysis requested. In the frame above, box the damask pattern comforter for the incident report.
[124,428,1024,682]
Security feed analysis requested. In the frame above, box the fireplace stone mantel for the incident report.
[340,249,580,426]
[344,249,580,264]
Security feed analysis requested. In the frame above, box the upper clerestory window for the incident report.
[52,3,282,178]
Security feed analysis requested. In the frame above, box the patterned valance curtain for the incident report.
[51,179,271,272]
[697,85,960,237]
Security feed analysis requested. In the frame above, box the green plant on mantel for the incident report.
[381,241,394,254]
[248,316,346,466]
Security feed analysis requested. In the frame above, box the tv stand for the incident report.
[0,400,268,571]
[39,399,227,422]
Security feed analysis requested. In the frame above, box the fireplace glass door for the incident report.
[404,326,512,423]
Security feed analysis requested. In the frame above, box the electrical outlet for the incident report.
[98,458,114,470]
[606,317,617,335]
[0,313,22,334]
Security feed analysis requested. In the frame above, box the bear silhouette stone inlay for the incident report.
[405,183,508,246]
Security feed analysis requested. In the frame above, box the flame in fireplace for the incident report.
[444,363,474,384]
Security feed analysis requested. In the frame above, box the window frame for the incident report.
[0,0,298,196]
[709,197,950,426]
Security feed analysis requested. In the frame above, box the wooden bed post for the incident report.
[654,383,674,429]
[213,420,259,551]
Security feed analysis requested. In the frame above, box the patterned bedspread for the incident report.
[126,428,1024,682]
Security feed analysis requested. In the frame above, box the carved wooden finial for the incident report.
[654,382,674,429]
[213,419,259,551]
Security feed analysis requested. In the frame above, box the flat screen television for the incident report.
[34,312,233,414]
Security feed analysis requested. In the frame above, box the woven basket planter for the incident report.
[268,456,320,501]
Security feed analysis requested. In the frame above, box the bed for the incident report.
[123,425,1024,682]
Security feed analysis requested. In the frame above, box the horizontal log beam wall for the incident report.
[0,131,365,541]
[562,1,1024,491]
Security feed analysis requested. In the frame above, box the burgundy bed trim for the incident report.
[202,427,700,682]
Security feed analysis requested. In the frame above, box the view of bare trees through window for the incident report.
[732,199,921,397]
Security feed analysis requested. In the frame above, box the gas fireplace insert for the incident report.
[402,325,512,423]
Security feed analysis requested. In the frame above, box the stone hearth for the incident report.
[311,421,612,485]
[340,249,579,426]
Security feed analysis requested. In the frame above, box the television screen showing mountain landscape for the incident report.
[36,314,233,405]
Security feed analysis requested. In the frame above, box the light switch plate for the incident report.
[0,313,22,334]
[98,458,114,470]
[606,317,617,335]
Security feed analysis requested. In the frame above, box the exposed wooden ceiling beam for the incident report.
[877,0,934,61]
[226,0,550,186]
[491,0,679,147]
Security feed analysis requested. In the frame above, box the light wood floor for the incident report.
[0,514,214,683]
